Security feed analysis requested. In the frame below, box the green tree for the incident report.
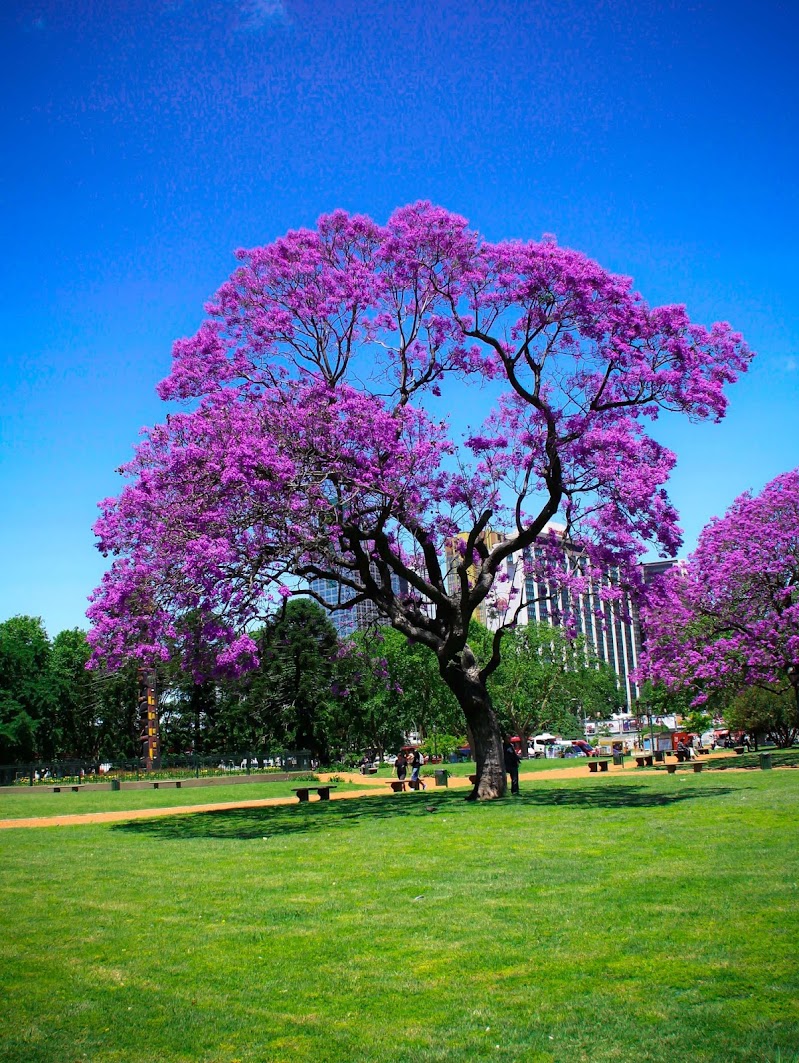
[487,622,623,751]
[50,629,99,758]
[251,599,340,759]
[0,616,55,760]
[725,683,799,748]
[325,632,409,761]
[92,661,141,761]
[375,628,462,739]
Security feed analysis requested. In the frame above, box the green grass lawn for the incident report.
[0,778,373,820]
[2,771,798,1062]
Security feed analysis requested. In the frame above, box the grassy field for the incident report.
[0,777,376,821]
[2,770,798,1063]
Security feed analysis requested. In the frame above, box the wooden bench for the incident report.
[634,755,654,768]
[291,785,336,802]
[152,780,182,789]
[588,760,610,773]
[52,785,80,792]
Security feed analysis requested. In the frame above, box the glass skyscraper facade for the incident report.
[307,568,410,639]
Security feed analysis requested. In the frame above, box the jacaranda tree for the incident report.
[88,203,751,797]
[641,469,799,734]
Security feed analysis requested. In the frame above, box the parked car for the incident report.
[572,740,598,756]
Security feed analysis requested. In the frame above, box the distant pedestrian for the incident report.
[410,748,426,790]
[394,752,408,790]
[503,739,520,795]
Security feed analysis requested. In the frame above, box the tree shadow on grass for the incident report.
[111,782,739,843]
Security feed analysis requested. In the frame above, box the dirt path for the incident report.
[0,762,637,830]
[1,755,743,831]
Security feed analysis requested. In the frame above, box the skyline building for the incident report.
[308,566,410,639]
[481,527,678,712]
[307,526,677,711]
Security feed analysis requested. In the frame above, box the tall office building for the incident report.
[308,527,677,708]
[443,529,507,626]
[308,567,410,640]
[483,527,677,712]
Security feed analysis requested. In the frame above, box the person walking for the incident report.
[394,751,408,791]
[503,738,520,795]
[410,748,426,790]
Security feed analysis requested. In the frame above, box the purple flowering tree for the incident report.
[88,203,751,798]
[640,469,799,732]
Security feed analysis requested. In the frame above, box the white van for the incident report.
[531,733,558,757]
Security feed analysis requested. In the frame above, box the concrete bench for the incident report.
[634,755,654,768]
[291,786,336,802]
[387,778,425,792]
[151,780,182,789]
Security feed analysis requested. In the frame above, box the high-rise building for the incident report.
[308,527,678,710]
[484,528,678,712]
[308,567,409,640]
[443,529,507,626]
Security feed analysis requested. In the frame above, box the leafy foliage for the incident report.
[0,616,54,760]
[642,468,799,720]
[725,683,799,748]
[486,621,627,745]
[83,204,752,794]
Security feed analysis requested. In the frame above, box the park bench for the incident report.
[387,778,425,792]
[291,785,336,802]
[151,780,182,788]
[587,760,610,773]
[656,762,704,774]
[634,755,655,768]
[52,785,81,792]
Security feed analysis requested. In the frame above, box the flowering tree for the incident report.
[640,469,799,736]
[88,203,751,798]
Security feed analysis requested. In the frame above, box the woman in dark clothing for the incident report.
[410,748,426,790]
[394,752,408,791]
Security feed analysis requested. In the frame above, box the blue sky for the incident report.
[1,0,797,637]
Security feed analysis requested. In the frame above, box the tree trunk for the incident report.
[441,647,506,800]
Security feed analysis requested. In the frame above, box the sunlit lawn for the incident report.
[0,777,373,820]
[2,770,798,1062]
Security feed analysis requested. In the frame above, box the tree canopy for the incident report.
[641,468,799,722]
[485,621,624,747]
[87,202,751,797]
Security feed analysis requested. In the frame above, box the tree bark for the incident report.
[441,647,506,799]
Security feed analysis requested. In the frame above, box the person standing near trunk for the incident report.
[503,739,520,796]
